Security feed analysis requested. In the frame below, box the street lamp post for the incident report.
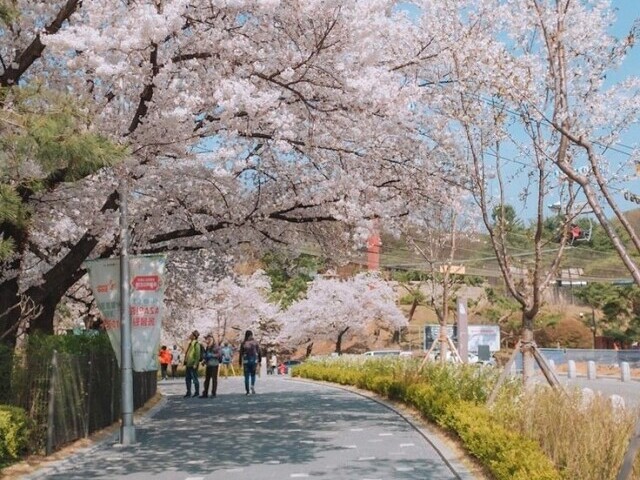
[119,179,135,445]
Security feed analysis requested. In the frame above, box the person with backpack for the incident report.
[239,330,261,395]
[200,334,222,398]
[220,341,235,378]
[183,330,202,398]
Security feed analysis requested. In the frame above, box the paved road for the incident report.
[24,376,475,480]
[553,375,640,409]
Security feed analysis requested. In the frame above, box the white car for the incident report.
[363,350,402,357]
[362,350,413,358]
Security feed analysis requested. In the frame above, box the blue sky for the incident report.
[503,0,640,221]
[397,1,639,220]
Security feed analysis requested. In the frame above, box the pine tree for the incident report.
[0,86,126,260]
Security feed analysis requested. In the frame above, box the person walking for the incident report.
[158,345,171,381]
[239,330,261,395]
[269,352,278,375]
[200,334,222,398]
[220,341,235,378]
[183,330,202,398]
[170,344,181,378]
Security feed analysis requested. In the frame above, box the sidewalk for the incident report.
[19,375,477,480]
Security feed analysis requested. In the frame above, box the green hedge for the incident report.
[295,360,561,480]
[0,405,31,467]
[439,401,559,480]
[25,331,114,357]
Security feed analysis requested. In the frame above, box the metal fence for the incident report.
[8,348,157,455]
[515,348,640,371]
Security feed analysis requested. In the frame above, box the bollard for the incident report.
[581,388,595,409]
[621,362,631,382]
[587,360,597,380]
[568,360,577,379]
[548,359,556,372]
[610,394,626,412]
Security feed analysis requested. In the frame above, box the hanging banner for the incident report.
[85,258,122,366]
[129,255,166,372]
[85,255,166,372]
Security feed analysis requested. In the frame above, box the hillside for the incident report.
[374,208,640,283]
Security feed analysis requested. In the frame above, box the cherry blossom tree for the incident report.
[278,272,407,355]
[395,0,639,385]
[164,261,279,348]
[484,2,640,473]
[401,198,479,363]
[0,0,455,348]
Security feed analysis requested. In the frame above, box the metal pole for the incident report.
[119,179,135,445]
[592,307,596,349]
[46,350,58,455]
[457,298,468,363]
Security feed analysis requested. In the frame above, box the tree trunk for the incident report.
[335,327,349,355]
[305,342,314,358]
[407,297,418,323]
[0,220,29,348]
[522,311,535,386]
[4,191,119,336]
[438,319,449,365]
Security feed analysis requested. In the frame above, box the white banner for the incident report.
[86,258,122,365]
[129,256,165,372]
[468,325,501,352]
[85,255,166,372]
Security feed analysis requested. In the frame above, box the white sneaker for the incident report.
[251,387,256,394]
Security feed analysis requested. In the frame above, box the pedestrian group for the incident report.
[160,329,288,398]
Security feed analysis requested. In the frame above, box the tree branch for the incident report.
[0,0,82,87]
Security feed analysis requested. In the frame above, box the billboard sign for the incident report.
[423,324,500,352]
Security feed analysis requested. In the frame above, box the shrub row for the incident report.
[0,405,31,468]
[294,360,560,480]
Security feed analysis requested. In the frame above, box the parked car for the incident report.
[362,350,413,358]
[363,350,402,357]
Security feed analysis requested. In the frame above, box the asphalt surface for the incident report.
[552,375,640,410]
[23,375,476,480]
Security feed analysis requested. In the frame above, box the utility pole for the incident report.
[591,307,597,350]
[119,179,135,445]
